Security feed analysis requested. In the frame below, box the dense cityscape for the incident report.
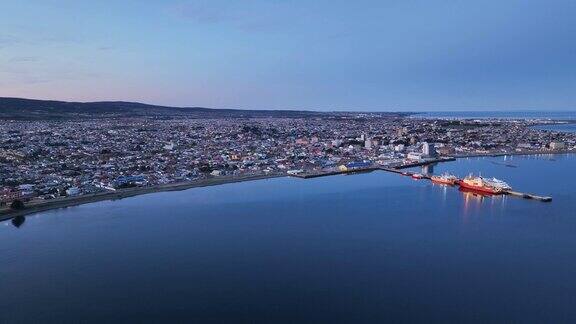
[1,115,574,207]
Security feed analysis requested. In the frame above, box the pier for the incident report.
[289,167,380,179]
[289,158,552,203]
[504,190,552,202]
[289,157,455,179]
[388,170,553,202]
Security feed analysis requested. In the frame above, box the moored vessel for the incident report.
[430,173,458,185]
[411,173,424,179]
[484,177,512,191]
[458,174,503,194]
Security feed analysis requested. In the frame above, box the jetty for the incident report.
[289,157,455,179]
[289,166,380,179]
[504,190,552,202]
[289,158,552,203]
[383,169,553,202]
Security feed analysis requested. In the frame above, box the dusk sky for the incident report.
[1,0,575,111]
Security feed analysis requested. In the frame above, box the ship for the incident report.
[484,177,512,191]
[411,173,425,179]
[458,174,504,194]
[430,173,458,185]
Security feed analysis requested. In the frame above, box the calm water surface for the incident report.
[532,123,576,133]
[419,111,576,120]
[2,155,576,323]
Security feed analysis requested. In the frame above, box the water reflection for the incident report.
[1,155,575,323]
[421,163,435,175]
[460,187,507,220]
[11,216,25,228]
[431,183,449,204]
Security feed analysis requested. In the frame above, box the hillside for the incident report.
[0,97,408,120]
[0,97,334,120]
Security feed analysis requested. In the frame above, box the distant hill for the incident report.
[0,97,407,120]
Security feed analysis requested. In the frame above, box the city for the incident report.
[4,0,576,321]
[1,115,574,210]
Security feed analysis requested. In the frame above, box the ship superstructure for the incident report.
[430,173,458,185]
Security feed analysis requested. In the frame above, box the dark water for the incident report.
[418,111,576,120]
[532,123,576,133]
[2,155,576,323]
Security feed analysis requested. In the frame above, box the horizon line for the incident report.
[1,96,575,113]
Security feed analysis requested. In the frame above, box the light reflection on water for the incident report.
[1,155,576,323]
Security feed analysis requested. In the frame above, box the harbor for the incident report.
[288,157,456,179]
[289,157,553,202]
[3,153,575,323]
[0,155,558,222]
[395,170,553,202]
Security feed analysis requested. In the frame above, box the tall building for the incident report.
[364,139,372,150]
[422,142,436,157]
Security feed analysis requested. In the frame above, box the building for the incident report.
[550,141,566,150]
[331,139,343,147]
[340,161,372,171]
[436,146,455,156]
[407,152,424,161]
[422,142,437,157]
[295,138,309,145]
[364,139,372,150]
[0,188,21,205]
[66,187,81,196]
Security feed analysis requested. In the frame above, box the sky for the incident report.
[1,0,575,111]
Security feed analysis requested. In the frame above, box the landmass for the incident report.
[1,97,575,220]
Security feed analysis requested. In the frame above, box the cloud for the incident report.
[0,34,20,48]
[9,56,39,63]
[171,0,245,24]
[98,46,116,51]
[1,59,99,87]
[0,32,83,51]
[169,0,299,32]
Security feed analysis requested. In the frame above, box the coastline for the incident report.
[452,149,576,158]
[0,173,285,222]
[1,149,575,222]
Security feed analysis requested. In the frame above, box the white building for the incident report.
[422,142,436,157]
[66,187,81,196]
[364,139,372,150]
[550,141,566,150]
[287,169,304,175]
[407,152,424,161]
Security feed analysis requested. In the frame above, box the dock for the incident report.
[289,157,454,179]
[289,158,552,203]
[290,167,380,179]
[504,190,552,202]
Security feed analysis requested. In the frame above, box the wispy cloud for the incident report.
[171,0,245,24]
[9,56,39,63]
[0,30,82,50]
[169,0,299,32]
[0,34,20,48]
[1,59,99,86]
[98,45,116,51]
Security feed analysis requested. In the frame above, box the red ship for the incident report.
[458,174,503,194]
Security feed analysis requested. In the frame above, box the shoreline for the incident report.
[452,149,576,158]
[0,173,285,222]
[1,149,575,222]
